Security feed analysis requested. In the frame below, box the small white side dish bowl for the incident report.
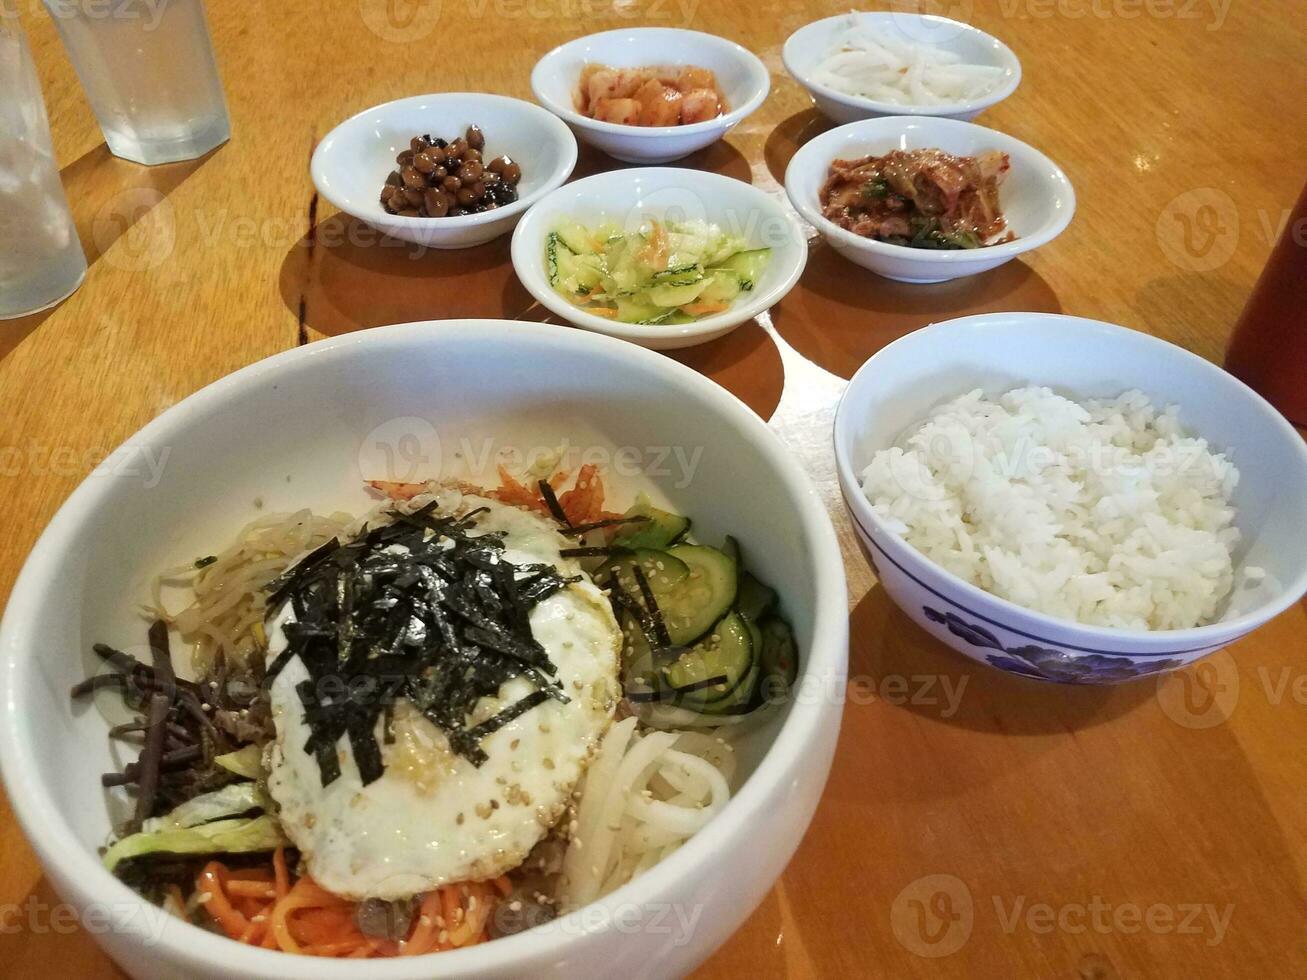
[834,312,1307,684]
[0,320,848,979]
[511,168,808,350]
[530,28,769,164]
[785,116,1074,283]
[311,93,577,249]
[782,12,1021,124]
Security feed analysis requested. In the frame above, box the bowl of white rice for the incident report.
[833,312,1307,684]
[782,12,1021,124]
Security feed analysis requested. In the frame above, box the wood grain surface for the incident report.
[1,0,1305,977]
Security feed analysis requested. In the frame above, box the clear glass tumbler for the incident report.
[0,6,87,320]
[43,0,230,166]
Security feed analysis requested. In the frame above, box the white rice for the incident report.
[860,386,1242,630]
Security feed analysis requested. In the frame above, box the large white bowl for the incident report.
[530,28,769,164]
[511,168,808,350]
[834,312,1307,684]
[0,320,847,979]
[782,13,1021,124]
[311,93,577,249]
[785,116,1074,283]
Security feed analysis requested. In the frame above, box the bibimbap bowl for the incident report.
[0,320,847,979]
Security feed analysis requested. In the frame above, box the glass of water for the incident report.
[43,0,230,166]
[0,6,87,320]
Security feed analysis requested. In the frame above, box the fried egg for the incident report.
[264,492,621,900]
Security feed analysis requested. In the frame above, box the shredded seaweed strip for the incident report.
[537,479,571,528]
[71,621,258,831]
[631,564,672,650]
[264,500,578,785]
[559,546,627,558]
[559,515,649,537]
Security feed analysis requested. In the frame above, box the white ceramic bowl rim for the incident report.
[510,167,808,343]
[530,28,770,138]
[834,312,1307,654]
[0,319,847,978]
[787,116,1075,265]
[312,93,578,229]
[782,13,1022,118]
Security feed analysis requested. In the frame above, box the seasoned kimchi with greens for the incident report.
[819,147,1015,250]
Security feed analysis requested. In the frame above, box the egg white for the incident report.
[264,493,621,900]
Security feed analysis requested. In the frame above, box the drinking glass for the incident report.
[43,0,230,165]
[0,6,87,320]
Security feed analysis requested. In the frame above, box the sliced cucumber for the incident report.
[664,611,754,701]
[659,544,738,644]
[615,294,665,324]
[649,278,711,308]
[660,310,696,325]
[650,264,706,287]
[546,232,569,287]
[555,220,595,255]
[759,615,798,688]
[599,548,688,599]
[720,534,741,565]
[698,270,744,305]
[555,250,603,295]
[698,618,763,714]
[709,247,770,289]
[736,570,777,623]
[612,494,691,550]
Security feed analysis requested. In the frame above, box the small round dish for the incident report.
[785,115,1074,284]
[311,93,578,250]
[782,12,1021,124]
[530,28,769,164]
[511,167,807,350]
[833,312,1307,684]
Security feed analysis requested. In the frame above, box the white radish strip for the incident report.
[560,716,636,909]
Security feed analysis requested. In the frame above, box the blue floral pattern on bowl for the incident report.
[922,607,1184,684]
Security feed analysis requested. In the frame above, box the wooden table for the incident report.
[3,0,1305,976]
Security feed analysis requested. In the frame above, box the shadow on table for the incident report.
[504,296,786,421]
[770,240,1063,379]
[278,213,534,336]
[63,141,219,269]
[280,211,785,419]
[2,143,218,363]
[847,581,1148,737]
[762,107,834,186]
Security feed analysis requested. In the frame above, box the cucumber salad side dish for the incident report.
[73,465,797,959]
[547,216,771,324]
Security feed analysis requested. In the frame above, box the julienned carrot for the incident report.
[196,856,505,958]
[273,846,290,899]
[583,306,618,317]
[227,880,277,900]
[197,863,252,940]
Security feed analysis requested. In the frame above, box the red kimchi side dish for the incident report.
[818,148,1016,250]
